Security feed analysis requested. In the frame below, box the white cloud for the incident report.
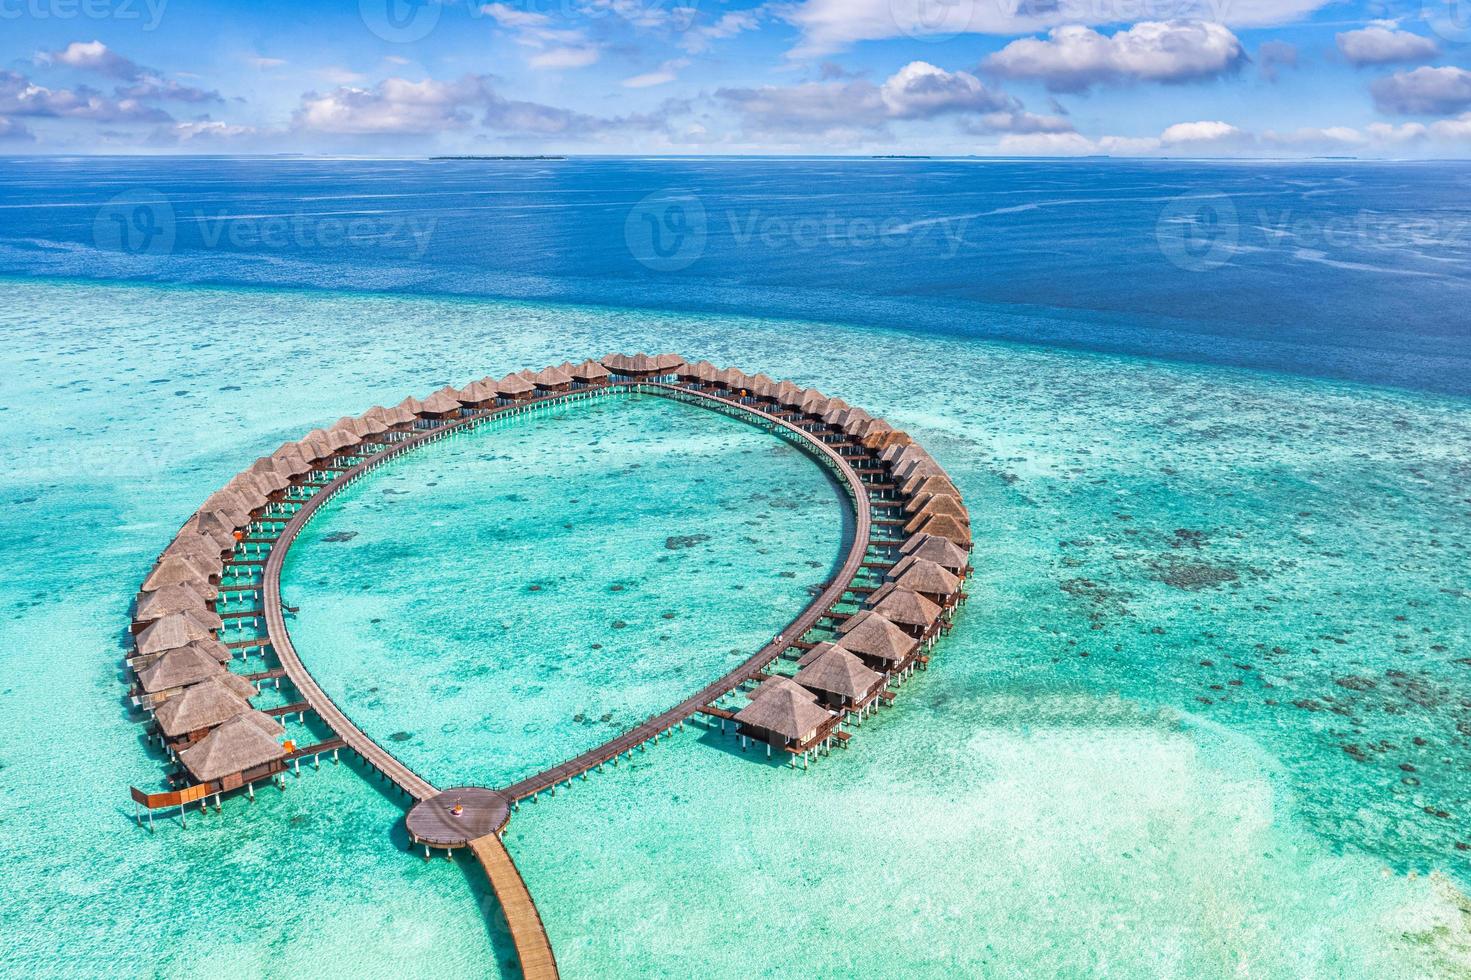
[879,61,1013,118]
[987,21,1246,93]
[37,40,218,102]
[247,56,287,69]
[294,76,488,134]
[529,46,601,69]
[0,69,173,123]
[1371,66,1471,115]
[679,10,763,54]
[1336,24,1438,67]
[624,59,690,89]
[292,73,679,139]
[717,62,1057,140]
[1428,113,1471,139]
[41,40,136,77]
[482,3,601,70]
[783,0,1328,58]
[1160,120,1247,145]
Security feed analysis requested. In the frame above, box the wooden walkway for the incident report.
[255,379,878,980]
[497,382,872,801]
[469,835,559,980]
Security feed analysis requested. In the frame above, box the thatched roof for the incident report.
[529,365,573,389]
[178,711,285,783]
[571,359,610,381]
[497,372,535,396]
[864,428,912,452]
[797,390,828,415]
[713,366,748,389]
[834,611,915,664]
[909,514,972,548]
[885,443,930,469]
[154,677,255,737]
[602,352,683,375]
[684,360,719,382]
[895,457,945,484]
[898,533,970,571]
[795,647,881,702]
[904,496,970,533]
[378,402,419,425]
[318,425,358,451]
[245,457,293,493]
[746,675,817,702]
[330,416,371,441]
[746,373,777,398]
[734,684,832,741]
[888,557,961,597]
[420,389,463,414]
[352,410,393,436]
[135,584,220,627]
[137,645,227,693]
[796,640,840,667]
[131,636,233,669]
[867,585,942,628]
[224,472,271,507]
[298,429,335,460]
[459,378,499,404]
[134,611,216,657]
[774,380,805,407]
[898,568,962,606]
[271,443,314,477]
[162,532,227,568]
[188,510,239,549]
[820,399,851,426]
[396,395,427,417]
[200,490,251,526]
[839,408,874,435]
[142,556,218,596]
[905,475,959,501]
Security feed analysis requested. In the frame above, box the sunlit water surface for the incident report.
[1,280,1467,977]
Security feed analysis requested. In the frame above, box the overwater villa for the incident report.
[120,350,972,980]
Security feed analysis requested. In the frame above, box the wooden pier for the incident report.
[125,352,971,980]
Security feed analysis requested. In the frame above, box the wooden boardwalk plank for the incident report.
[469,835,559,980]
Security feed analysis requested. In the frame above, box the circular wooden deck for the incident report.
[406,788,511,848]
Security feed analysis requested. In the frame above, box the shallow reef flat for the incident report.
[0,279,1466,976]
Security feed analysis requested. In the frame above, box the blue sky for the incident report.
[3,0,1471,155]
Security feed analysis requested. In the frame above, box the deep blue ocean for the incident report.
[2,155,1469,395]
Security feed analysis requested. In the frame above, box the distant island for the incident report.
[872,155,932,159]
[429,155,566,161]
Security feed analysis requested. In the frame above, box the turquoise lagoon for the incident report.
[2,278,1468,976]
[281,393,847,789]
